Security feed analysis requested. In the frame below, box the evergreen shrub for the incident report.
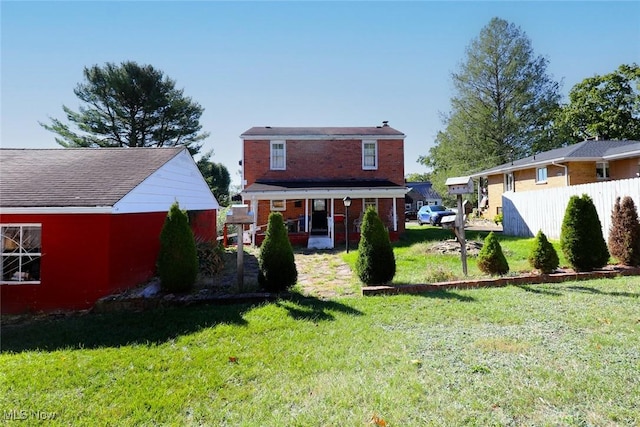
[158,201,198,292]
[258,212,297,292]
[477,231,509,275]
[560,194,609,271]
[355,208,396,285]
[528,230,559,273]
[608,196,640,266]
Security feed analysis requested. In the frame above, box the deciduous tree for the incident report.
[197,150,231,206]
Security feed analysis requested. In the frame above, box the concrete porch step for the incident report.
[307,236,333,250]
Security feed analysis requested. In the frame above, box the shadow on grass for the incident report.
[384,284,476,302]
[515,284,564,296]
[565,285,640,298]
[275,293,364,321]
[1,303,254,353]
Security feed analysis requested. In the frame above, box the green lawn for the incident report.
[2,277,639,425]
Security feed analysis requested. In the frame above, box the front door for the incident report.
[311,199,328,235]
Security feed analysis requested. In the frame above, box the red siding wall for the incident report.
[1,209,217,314]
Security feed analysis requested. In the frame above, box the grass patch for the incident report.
[2,278,639,425]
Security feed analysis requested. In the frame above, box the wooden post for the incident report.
[237,224,243,292]
[457,194,468,276]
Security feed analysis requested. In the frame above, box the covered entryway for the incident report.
[311,199,328,235]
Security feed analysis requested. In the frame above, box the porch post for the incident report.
[251,196,257,246]
[304,198,309,232]
[330,198,335,246]
[392,197,398,231]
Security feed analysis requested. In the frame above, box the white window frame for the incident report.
[416,201,424,209]
[362,140,378,170]
[1,224,42,285]
[270,140,286,170]
[363,198,378,212]
[596,161,609,180]
[536,167,548,184]
[504,173,514,192]
[270,199,286,211]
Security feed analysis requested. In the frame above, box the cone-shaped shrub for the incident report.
[258,212,297,292]
[528,230,559,273]
[355,208,396,285]
[158,201,198,292]
[560,194,609,271]
[608,196,640,266]
[477,231,509,275]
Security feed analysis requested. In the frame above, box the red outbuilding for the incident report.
[0,147,219,314]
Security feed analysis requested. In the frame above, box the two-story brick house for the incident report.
[240,124,408,248]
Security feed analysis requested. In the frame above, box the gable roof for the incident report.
[240,126,405,140]
[470,140,640,177]
[405,182,441,200]
[0,147,217,212]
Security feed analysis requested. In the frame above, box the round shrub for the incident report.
[158,201,198,293]
[560,194,609,272]
[355,208,396,285]
[608,196,640,266]
[477,231,509,276]
[528,230,559,273]
[258,212,297,292]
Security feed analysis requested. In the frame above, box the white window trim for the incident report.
[1,223,42,285]
[362,140,378,170]
[270,199,286,211]
[596,161,609,180]
[536,167,548,184]
[504,173,514,192]
[363,197,378,212]
[270,140,286,170]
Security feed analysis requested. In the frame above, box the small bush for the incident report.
[258,212,297,292]
[158,202,198,292]
[477,232,509,275]
[355,208,396,285]
[494,213,503,225]
[608,196,640,266]
[528,230,559,273]
[560,194,609,272]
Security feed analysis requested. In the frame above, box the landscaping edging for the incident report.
[361,266,640,296]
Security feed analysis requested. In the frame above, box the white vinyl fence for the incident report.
[502,177,640,241]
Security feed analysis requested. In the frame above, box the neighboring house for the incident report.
[405,181,442,212]
[470,140,640,219]
[0,147,219,314]
[240,123,408,249]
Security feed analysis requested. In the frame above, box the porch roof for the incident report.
[241,179,408,200]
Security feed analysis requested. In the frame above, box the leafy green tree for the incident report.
[560,194,609,272]
[40,61,208,154]
[419,17,562,199]
[197,150,231,206]
[355,208,396,285]
[258,212,297,292]
[477,231,509,276]
[158,202,199,292]
[608,196,640,266]
[405,172,432,183]
[554,64,640,142]
[528,230,559,273]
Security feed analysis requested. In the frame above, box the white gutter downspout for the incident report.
[552,161,569,186]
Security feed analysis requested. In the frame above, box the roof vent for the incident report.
[265,126,272,129]
[382,121,389,127]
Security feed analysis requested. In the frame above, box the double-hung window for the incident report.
[363,198,378,212]
[596,162,609,180]
[536,167,548,184]
[1,224,42,284]
[504,173,514,192]
[270,141,286,170]
[362,140,378,170]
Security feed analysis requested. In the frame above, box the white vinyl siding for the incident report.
[362,140,378,170]
[270,141,286,170]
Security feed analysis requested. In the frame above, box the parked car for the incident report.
[417,205,456,226]
[404,210,417,221]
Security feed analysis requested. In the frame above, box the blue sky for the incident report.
[2,1,639,187]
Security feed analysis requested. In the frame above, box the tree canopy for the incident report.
[196,150,231,206]
[419,17,562,201]
[41,61,209,154]
[554,63,640,142]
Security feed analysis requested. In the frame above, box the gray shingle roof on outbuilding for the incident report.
[0,147,184,208]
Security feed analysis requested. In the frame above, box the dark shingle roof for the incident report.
[0,147,184,208]
[241,126,405,138]
[471,140,640,177]
[406,182,441,200]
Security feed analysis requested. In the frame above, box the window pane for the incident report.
[363,142,377,168]
[1,225,42,283]
[271,143,285,169]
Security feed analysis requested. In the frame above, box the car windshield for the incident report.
[431,206,446,212]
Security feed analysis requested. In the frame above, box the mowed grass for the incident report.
[2,277,639,426]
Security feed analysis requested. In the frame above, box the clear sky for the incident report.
[2,1,639,187]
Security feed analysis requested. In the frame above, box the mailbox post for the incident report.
[225,205,255,292]
[445,176,474,276]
